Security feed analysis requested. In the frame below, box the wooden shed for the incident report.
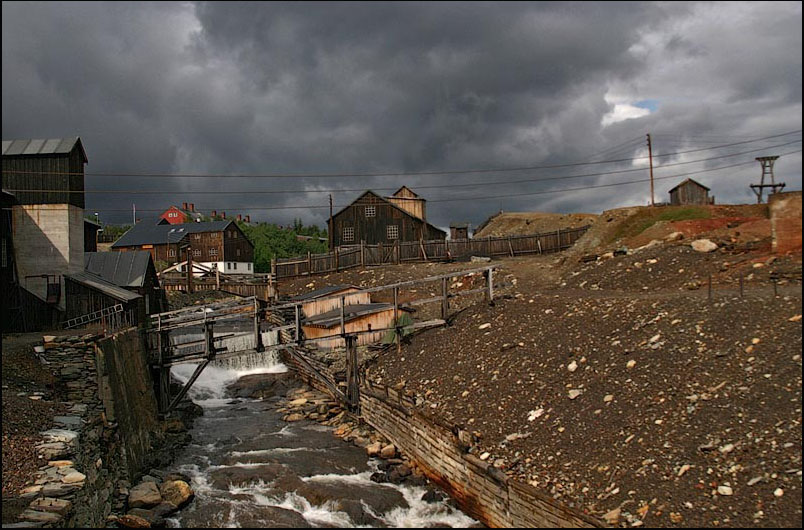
[669,179,713,206]
[291,284,371,318]
[302,303,412,350]
[450,222,470,240]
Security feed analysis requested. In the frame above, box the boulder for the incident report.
[128,481,162,509]
[380,444,397,459]
[366,442,382,457]
[691,239,718,253]
[160,480,194,509]
[117,514,151,528]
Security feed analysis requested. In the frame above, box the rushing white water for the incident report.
[164,326,476,528]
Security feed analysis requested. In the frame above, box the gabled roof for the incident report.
[669,178,710,193]
[334,190,447,236]
[85,251,154,288]
[391,186,421,199]
[112,220,234,248]
[291,284,359,302]
[65,271,141,302]
[2,137,88,163]
[450,222,469,229]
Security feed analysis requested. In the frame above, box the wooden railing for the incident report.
[274,225,590,279]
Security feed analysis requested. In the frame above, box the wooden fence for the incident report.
[274,225,590,279]
[160,277,275,302]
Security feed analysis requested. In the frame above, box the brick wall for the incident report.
[769,191,802,254]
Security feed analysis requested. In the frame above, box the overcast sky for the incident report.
[2,1,802,229]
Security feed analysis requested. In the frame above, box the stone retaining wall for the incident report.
[14,328,162,528]
[283,346,600,528]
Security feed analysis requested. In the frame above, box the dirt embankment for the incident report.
[474,211,599,238]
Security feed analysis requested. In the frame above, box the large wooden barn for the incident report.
[330,187,446,247]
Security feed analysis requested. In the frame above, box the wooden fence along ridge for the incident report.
[273,225,590,279]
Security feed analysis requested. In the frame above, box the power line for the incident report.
[3,130,801,180]
[5,138,800,196]
[8,148,800,213]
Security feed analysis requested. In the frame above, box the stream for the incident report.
[165,346,477,528]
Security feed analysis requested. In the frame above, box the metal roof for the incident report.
[65,271,141,302]
[111,220,234,248]
[303,303,405,328]
[85,251,153,288]
[290,284,359,301]
[2,137,88,162]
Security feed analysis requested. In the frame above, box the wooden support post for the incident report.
[295,304,301,343]
[204,321,215,360]
[360,241,365,266]
[441,277,448,320]
[508,236,514,257]
[393,287,400,353]
[307,251,312,275]
[167,359,210,413]
[215,265,220,290]
[253,298,263,352]
[557,228,562,249]
[271,258,277,281]
[186,248,194,294]
[340,295,346,338]
[486,267,494,305]
[396,240,401,264]
[345,335,360,412]
[334,247,340,272]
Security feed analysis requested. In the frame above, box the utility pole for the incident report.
[133,203,137,224]
[647,133,655,206]
[328,194,333,251]
[751,156,784,203]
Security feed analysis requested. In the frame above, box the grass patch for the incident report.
[612,206,712,242]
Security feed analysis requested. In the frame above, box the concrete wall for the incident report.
[12,203,84,310]
[769,191,802,254]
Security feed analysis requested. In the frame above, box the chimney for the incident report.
[237,214,242,221]
[212,210,217,217]
[189,203,195,212]
[245,215,250,223]
[221,212,226,219]
[182,202,188,210]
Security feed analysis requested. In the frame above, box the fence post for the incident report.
[253,297,263,352]
[307,251,312,275]
[345,335,360,412]
[340,295,346,338]
[393,287,400,353]
[557,228,562,249]
[486,267,494,305]
[271,258,277,280]
[396,240,401,264]
[334,247,340,272]
[360,241,365,267]
[508,236,514,257]
[441,276,448,320]
[295,305,301,343]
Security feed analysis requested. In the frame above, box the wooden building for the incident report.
[330,188,446,247]
[84,218,101,252]
[85,251,166,315]
[669,179,714,206]
[2,138,88,312]
[450,222,470,240]
[64,272,142,328]
[302,303,412,350]
[291,285,371,318]
[112,220,255,274]
[159,202,204,225]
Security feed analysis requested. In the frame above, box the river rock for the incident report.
[285,413,305,422]
[29,497,72,515]
[227,373,293,399]
[128,481,162,509]
[117,514,151,528]
[296,480,407,515]
[127,508,165,527]
[380,444,397,459]
[160,480,194,508]
[366,442,382,457]
[19,510,63,524]
[62,471,86,484]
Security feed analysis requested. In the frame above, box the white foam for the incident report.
[171,358,287,401]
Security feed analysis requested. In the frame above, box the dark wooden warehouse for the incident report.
[330,189,446,247]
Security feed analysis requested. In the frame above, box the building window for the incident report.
[365,206,376,218]
[233,262,237,270]
[193,233,201,240]
[193,249,201,257]
[169,248,176,258]
[227,263,231,270]
[236,248,241,257]
[248,263,251,271]
[387,225,399,240]
[209,248,218,258]
[343,227,354,242]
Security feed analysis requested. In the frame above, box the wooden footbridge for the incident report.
[147,265,497,414]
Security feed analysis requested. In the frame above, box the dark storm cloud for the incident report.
[2,1,802,229]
